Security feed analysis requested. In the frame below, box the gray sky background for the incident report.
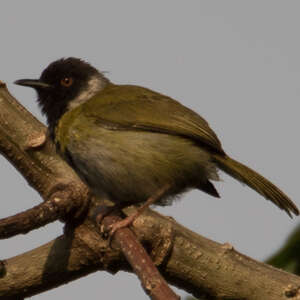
[1,1,299,299]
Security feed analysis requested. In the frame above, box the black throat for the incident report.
[36,90,70,140]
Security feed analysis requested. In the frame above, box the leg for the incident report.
[108,184,171,236]
[94,201,133,225]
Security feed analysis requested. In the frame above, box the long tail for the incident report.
[213,154,299,217]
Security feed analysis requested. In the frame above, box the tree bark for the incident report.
[0,81,300,299]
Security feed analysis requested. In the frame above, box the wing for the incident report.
[81,84,225,154]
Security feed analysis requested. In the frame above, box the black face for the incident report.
[15,57,104,135]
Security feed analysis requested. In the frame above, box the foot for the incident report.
[108,214,137,236]
[94,204,118,225]
[108,184,171,237]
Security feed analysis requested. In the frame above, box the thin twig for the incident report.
[0,194,78,239]
[102,213,180,300]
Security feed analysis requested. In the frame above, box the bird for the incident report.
[15,57,299,231]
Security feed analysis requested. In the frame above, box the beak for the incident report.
[14,79,52,89]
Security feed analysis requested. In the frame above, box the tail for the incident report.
[213,154,299,217]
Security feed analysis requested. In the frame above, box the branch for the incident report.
[0,198,78,239]
[1,81,300,299]
[1,207,300,299]
[102,213,179,300]
[0,81,91,225]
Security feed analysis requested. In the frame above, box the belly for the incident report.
[64,127,218,205]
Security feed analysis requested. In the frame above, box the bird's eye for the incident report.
[60,77,73,87]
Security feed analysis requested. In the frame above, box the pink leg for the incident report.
[109,184,171,236]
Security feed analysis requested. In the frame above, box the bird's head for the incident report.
[15,57,109,132]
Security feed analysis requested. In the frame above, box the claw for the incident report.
[97,184,171,246]
[108,214,137,236]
